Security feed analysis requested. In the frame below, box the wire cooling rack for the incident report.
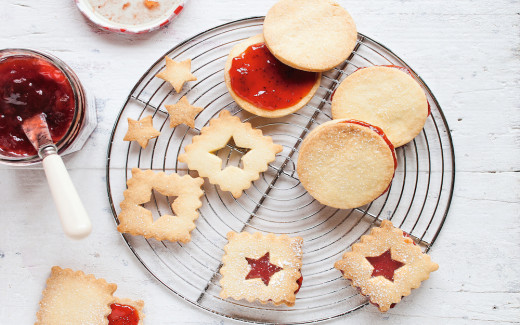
[106,17,455,324]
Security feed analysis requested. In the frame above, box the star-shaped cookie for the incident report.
[156,57,197,93]
[123,115,161,149]
[165,96,203,128]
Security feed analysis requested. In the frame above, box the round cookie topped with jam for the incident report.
[263,0,357,72]
[331,66,429,147]
[297,119,396,209]
[224,34,321,118]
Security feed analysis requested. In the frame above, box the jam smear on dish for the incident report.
[229,43,318,110]
[0,55,75,156]
[108,303,140,325]
[365,249,404,282]
[245,252,283,286]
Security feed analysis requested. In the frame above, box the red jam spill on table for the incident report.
[108,303,140,325]
[0,55,75,156]
[365,249,404,282]
[245,252,283,286]
[229,43,318,110]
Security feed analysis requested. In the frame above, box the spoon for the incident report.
[22,113,92,239]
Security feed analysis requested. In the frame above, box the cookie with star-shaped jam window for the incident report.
[220,232,303,306]
[334,220,438,312]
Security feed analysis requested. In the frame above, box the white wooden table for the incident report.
[1,0,519,324]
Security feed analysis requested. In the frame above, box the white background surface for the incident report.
[1,0,519,324]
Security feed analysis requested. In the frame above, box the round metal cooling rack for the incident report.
[106,17,455,324]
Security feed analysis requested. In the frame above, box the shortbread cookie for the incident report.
[334,220,439,312]
[331,66,429,147]
[220,232,303,306]
[178,110,283,198]
[224,34,320,118]
[109,298,145,325]
[123,115,161,149]
[117,168,204,243]
[156,57,197,93]
[165,96,203,128]
[36,266,117,325]
[297,120,396,209]
[263,0,357,72]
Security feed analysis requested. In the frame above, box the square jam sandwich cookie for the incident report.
[220,232,303,306]
[334,220,438,312]
[36,266,144,325]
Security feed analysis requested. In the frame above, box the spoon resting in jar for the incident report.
[22,113,92,239]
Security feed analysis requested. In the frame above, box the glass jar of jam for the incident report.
[0,49,96,165]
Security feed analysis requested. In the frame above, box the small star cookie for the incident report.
[156,57,197,93]
[334,220,438,312]
[123,115,161,149]
[165,96,203,128]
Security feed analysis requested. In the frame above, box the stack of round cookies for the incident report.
[224,0,429,210]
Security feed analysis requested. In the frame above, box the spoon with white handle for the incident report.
[22,113,92,239]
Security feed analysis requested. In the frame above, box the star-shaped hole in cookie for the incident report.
[165,96,203,129]
[123,115,161,149]
[245,252,283,286]
[216,137,252,169]
[156,57,197,93]
[365,249,404,282]
[178,110,282,198]
[334,220,439,312]
[117,168,204,243]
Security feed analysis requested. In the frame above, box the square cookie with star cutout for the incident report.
[334,220,438,312]
[219,232,303,306]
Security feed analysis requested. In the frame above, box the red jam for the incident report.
[108,303,140,325]
[245,252,283,286]
[229,43,318,110]
[0,55,75,156]
[365,249,404,282]
[294,276,303,294]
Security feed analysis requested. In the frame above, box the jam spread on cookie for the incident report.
[108,303,139,325]
[0,55,75,156]
[229,43,318,110]
[365,250,404,282]
[245,252,283,285]
[295,276,303,294]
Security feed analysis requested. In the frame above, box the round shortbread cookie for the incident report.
[331,66,429,147]
[297,120,396,209]
[263,0,357,72]
[225,34,321,118]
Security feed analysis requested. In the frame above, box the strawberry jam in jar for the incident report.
[0,49,96,165]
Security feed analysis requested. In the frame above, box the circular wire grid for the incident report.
[106,17,455,324]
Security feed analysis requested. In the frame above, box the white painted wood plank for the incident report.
[0,0,519,324]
